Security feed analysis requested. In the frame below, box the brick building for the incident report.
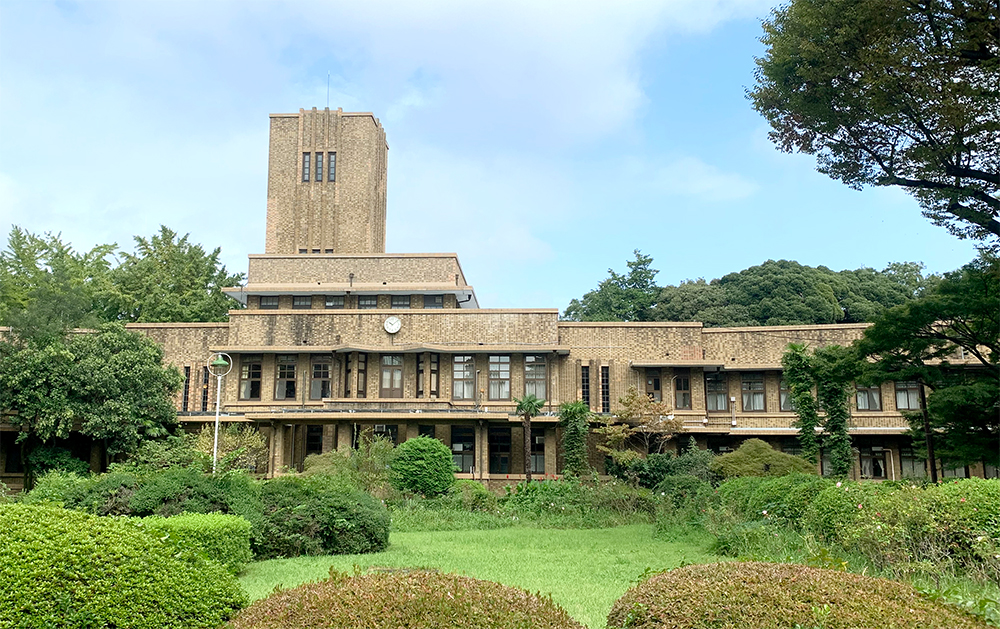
[1,108,992,488]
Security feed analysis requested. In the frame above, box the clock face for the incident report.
[384,316,402,334]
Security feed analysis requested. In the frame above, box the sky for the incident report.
[0,0,982,310]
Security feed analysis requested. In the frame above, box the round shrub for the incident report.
[606,562,987,629]
[0,504,246,629]
[710,439,817,478]
[228,569,585,629]
[255,475,389,559]
[390,436,456,496]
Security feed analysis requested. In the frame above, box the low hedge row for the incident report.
[142,512,253,574]
[0,504,247,629]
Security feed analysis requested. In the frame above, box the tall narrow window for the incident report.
[488,355,510,400]
[674,369,691,409]
[895,381,921,409]
[306,425,324,455]
[424,294,444,308]
[358,295,377,309]
[645,368,662,402]
[452,355,474,400]
[327,151,336,181]
[451,425,475,473]
[391,295,410,309]
[417,353,440,398]
[524,355,547,400]
[302,153,310,182]
[741,372,765,411]
[182,366,191,412]
[275,355,297,400]
[531,427,545,474]
[356,353,367,398]
[315,153,323,182]
[600,366,610,413]
[201,366,210,410]
[705,372,727,411]
[779,378,795,411]
[488,426,511,474]
[311,355,333,400]
[343,355,352,397]
[580,365,590,406]
[380,355,403,398]
[856,384,882,410]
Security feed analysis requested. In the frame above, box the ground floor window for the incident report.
[451,425,475,473]
[531,427,545,474]
[858,445,887,479]
[373,424,399,445]
[305,425,324,456]
[899,446,927,478]
[489,426,511,474]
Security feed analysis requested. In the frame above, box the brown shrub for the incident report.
[229,569,585,629]
[606,562,988,629]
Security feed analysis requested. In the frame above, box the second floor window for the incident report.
[856,384,882,411]
[260,296,279,309]
[488,355,510,400]
[418,353,439,398]
[524,355,546,399]
[239,354,262,400]
[358,295,378,309]
[275,355,297,400]
[380,355,403,398]
[706,372,727,411]
[325,295,345,309]
[292,296,312,309]
[311,355,332,399]
[391,295,411,309]
[895,381,921,410]
[741,372,765,411]
[780,378,796,411]
[453,355,474,400]
[674,369,691,409]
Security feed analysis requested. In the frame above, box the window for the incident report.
[858,445,887,479]
[327,151,336,181]
[856,384,882,411]
[292,296,312,309]
[306,425,323,455]
[311,355,332,399]
[741,372,765,411]
[302,153,310,182]
[531,427,545,474]
[299,249,307,254]
[488,355,510,400]
[201,366,210,411]
[275,355,297,400]
[489,426,511,474]
[182,366,191,412]
[895,381,921,410]
[380,354,403,398]
[674,368,691,409]
[2,432,24,473]
[417,353,439,398]
[356,353,367,398]
[325,295,344,309]
[451,425,475,473]
[315,153,323,182]
[260,296,279,309]
[373,424,398,445]
[601,366,610,413]
[705,372,727,411]
[943,465,968,478]
[358,295,377,309]
[580,365,590,406]
[324,249,333,254]
[899,446,926,478]
[418,424,436,438]
[524,355,546,399]
[645,368,662,402]
[452,355,475,400]
[424,294,444,309]
[239,355,262,400]
[391,295,410,309]
[779,378,795,411]
[780,436,802,457]
[343,355,351,397]
[311,249,320,254]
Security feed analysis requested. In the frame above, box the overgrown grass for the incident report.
[239,525,719,629]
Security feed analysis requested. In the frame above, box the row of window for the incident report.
[302,152,336,182]
[237,353,548,402]
[259,294,446,310]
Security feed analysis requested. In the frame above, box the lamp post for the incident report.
[207,352,233,474]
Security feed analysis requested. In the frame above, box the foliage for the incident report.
[710,439,817,479]
[609,437,717,488]
[25,444,90,475]
[782,344,821,463]
[191,423,269,474]
[128,465,229,516]
[515,393,546,482]
[558,400,592,477]
[141,512,253,574]
[302,436,396,498]
[446,478,499,511]
[749,0,1000,241]
[653,474,716,530]
[606,562,989,628]
[108,433,202,474]
[230,569,585,629]
[500,477,655,527]
[389,435,456,497]
[0,504,246,629]
[254,475,389,560]
[597,386,684,475]
[109,225,245,322]
[563,250,660,322]
[922,376,1000,468]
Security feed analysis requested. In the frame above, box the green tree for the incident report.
[109,226,245,322]
[563,250,659,321]
[0,324,182,487]
[514,394,545,482]
[750,0,1000,240]
[781,344,822,463]
[558,401,592,477]
[389,436,456,496]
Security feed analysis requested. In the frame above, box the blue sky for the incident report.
[0,0,980,310]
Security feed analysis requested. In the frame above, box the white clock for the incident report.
[383,316,402,334]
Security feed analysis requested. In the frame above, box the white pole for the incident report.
[212,372,223,473]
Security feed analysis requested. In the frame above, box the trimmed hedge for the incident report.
[606,562,988,629]
[709,439,816,478]
[142,512,253,574]
[390,435,456,496]
[0,504,246,629]
[228,569,585,629]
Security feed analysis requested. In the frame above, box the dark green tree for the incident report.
[514,394,545,482]
[781,344,822,463]
[557,401,592,477]
[563,250,659,321]
[389,436,456,496]
[750,0,1000,240]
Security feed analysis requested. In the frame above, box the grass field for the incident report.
[239,525,719,628]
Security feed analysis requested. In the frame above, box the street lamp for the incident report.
[207,352,233,473]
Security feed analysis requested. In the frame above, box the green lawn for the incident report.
[239,525,719,629]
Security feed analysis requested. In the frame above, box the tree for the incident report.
[389,436,456,496]
[109,226,245,323]
[782,344,822,463]
[514,394,545,482]
[563,250,659,321]
[558,401,592,477]
[0,324,182,487]
[750,0,1000,240]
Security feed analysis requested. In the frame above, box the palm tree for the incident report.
[514,394,545,482]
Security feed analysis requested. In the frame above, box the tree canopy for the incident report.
[750,0,1000,241]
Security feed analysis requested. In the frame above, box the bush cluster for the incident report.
[0,504,246,629]
[501,477,655,526]
[228,569,585,629]
[141,512,253,574]
[606,562,988,629]
[710,438,816,478]
[607,438,717,488]
[389,436,456,496]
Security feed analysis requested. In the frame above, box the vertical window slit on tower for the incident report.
[315,153,323,182]
[302,153,310,182]
[580,365,590,406]
[328,152,336,181]
[182,366,191,412]
[600,366,610,413]
[201,366,210,411]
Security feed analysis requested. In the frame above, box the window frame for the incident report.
[310,355,333,400]
[600,366,610,413]
[856,384,882,411]
[424,294,444,309]
[451,425,475,473]
[357,295,378,309]
[705,372,728,412]
[380,354,404,398]
[325,295,345,309]
[524,354,547,400]
[259,296,279,310]
[741,372,766,412]
[314,153,323,183]
[292,295,312,310]
[417,353,440,398]
[895,381,921,410]
[488,355,511,401]
[327,151,336,182]
[239,354,262,401]
[274,354,297,401]
[452,355,475,400]
[674,368,692,410]
[488,426,511,474]
[390,295,411,309]
[356,353,367,398]
[302,152,310,182]
[580,365,590,406]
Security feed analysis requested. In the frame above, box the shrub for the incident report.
[26,445,90,475]
[445,478,498,511]
[710,438,816,478]
[228,569,585,629]
[500,477,655,527]
[606,562,987,629]
[608,440,717,489]
[107,434,202,474]
[142,512,253,574]
[254,475,389,559]
[191,424,269,474]
[745,473,832,524]
[0,504,246,629]
[390,436,456,496]
[128,465,228,516]
[302,437,395,497]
